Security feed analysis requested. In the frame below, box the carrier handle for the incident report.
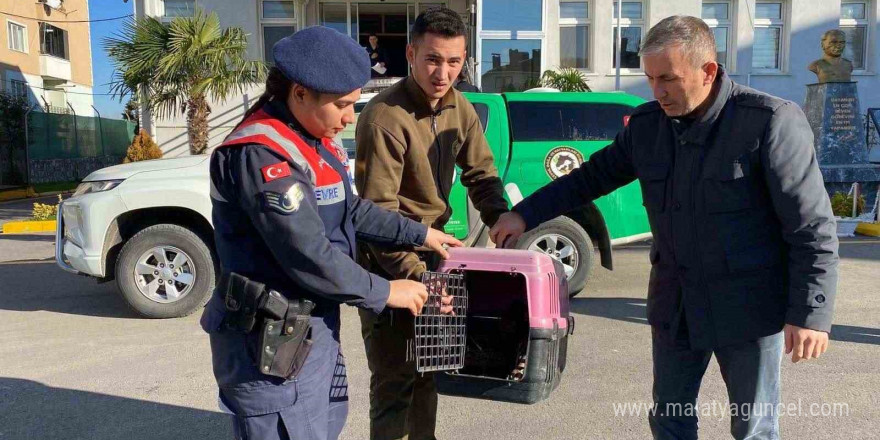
[567,315,575,336]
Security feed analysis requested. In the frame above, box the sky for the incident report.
[89,0,134,120]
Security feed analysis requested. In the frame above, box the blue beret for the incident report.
[272,26,371,94]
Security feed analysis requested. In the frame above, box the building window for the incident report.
[9,79,28,98]
[7,21,27,53]
[320,3,348,36]
[483,0,543,31]
[261,0,296,65]
[480,39,542,92]
[752,1,786,72]
[611,1,644,69]
[262,26,296,66]
[163,0,195,17]
[263,0,296,19]
[39,23,68,60]
[560,1,590,70]
[479,0,545,91]
[840,1,869,70]
[702,1,733,69]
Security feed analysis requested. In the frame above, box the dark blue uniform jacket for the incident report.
[200,99,427,415]
[514,69,839,349]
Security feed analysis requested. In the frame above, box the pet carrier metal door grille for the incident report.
[414,271,468,373]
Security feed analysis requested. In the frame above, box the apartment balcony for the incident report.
[39,54,71,81]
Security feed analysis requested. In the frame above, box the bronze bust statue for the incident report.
[808,29,853,83]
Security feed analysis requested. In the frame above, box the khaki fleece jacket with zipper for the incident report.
[354,76,509,281]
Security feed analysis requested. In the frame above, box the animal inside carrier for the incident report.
[413,248,573,404]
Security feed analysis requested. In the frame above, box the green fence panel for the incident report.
[28,112,136,160]
[102,119,136,156]
[27,112,50,160]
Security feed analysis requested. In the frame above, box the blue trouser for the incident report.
[205,301,350,440]
[649,328,784,440]
[228,349,349,440]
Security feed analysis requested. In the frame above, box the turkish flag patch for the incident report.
[261,162,291,183]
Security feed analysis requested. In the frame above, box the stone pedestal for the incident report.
[804,82,880,210]
[804,82,868,165]
[868,108,880,163]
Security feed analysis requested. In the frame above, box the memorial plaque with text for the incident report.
[804,82,867,165]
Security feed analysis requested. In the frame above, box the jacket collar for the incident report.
[404,75,457,117]
[264,98,321,146]
[674,65,733,146]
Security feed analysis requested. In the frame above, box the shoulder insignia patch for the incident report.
[264,183,306,214]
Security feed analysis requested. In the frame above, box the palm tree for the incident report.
[104,9,266,154]
[540,68,592,92]
[121,98,140,133]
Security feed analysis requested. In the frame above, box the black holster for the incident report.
[220,272,315,379]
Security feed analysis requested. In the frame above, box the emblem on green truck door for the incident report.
[544,146,585,180]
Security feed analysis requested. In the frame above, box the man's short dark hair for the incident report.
[410,7,467,43]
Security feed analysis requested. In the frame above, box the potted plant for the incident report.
[830,191,867,237]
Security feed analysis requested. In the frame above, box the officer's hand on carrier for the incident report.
[489,212,527,249]
[421,228,464,259]
[387,280,429,316]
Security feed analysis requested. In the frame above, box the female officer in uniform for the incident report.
[200,26,461,440]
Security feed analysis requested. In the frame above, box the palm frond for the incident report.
[540,67,592,92]
[103,6,267,145]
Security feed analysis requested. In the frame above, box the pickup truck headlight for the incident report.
[73,180,124,196]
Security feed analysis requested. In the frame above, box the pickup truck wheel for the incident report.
[115,224,215,318]
[516,217,593,297]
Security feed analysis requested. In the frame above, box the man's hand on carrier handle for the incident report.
[421,228,464,259]
[489,212,527,249]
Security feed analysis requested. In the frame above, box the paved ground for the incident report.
[0,234,878,439]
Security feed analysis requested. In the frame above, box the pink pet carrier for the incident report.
[414,248,573,404]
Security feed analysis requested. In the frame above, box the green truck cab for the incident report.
[345,90,652,296]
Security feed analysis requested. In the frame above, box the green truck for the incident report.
[349,90,652,296]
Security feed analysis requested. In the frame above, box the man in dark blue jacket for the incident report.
[491,16,839,440]
[200,26,461,440]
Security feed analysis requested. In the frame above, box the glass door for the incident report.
[319,2,359,40]
[356,3,411,77]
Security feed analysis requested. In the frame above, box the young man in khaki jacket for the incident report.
[354,8,509,440]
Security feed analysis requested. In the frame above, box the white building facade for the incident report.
[134,0,880,156]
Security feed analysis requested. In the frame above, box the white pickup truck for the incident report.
[56,98,372,319]
[56,155,219,318]
[56,152,363,319]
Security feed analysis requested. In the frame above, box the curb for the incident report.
[0,189,29,202]
[2,220,57,234]
[855,222,880,237]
